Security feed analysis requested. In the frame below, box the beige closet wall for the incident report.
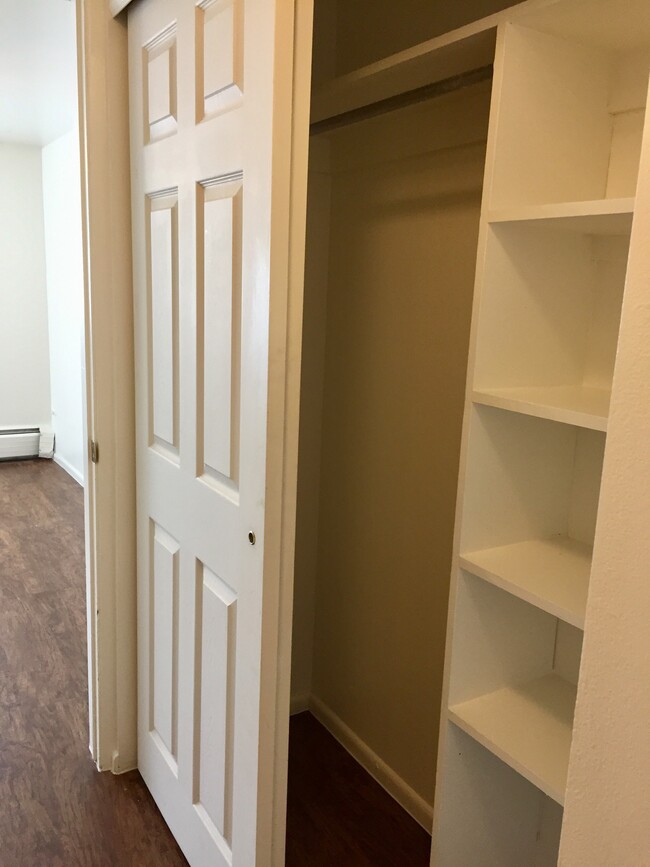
[291,141,331,708]
[292,83,491,809]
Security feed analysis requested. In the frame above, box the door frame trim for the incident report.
[261,0,314,861]
[79,0,137,772]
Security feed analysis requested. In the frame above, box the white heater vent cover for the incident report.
[0,428,53,461]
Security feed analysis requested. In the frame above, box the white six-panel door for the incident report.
[128,0,297,863]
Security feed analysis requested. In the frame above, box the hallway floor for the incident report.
[0,460,187,867]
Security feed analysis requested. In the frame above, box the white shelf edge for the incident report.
[448,674,576,805]
[459,538,590,629]
[487,197,635,224]
[472,388,609,432]
[448,708,567,805]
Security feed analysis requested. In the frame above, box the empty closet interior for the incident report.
[288,0,650,863]
[288,0,500,849]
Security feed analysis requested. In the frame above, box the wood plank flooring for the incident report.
[0,459,187,867]
[0,459,432,865]
[286,712,432,866]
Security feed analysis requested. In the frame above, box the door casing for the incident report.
[78,0,137,772]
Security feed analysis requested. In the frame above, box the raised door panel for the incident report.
[196,0,243,119]
[144,24,178,141]
[148,193,179,458]
[196,174,242,493]
[194,563,237,843]
[151,522,180,766]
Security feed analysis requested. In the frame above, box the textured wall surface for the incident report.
[560,105,650,867]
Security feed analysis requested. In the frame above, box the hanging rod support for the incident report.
[310,64,494,137]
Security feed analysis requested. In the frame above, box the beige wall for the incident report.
[293,84,490,808]
[291,140,331,707]
[559,98,650,867]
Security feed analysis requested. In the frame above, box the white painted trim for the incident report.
[78,0,137,774]
[53,453,85,487]
[309,695,434,832]
[289,693,310,716]
[256,0,314,862]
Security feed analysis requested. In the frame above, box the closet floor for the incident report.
[286,712,431,866]
[0,460,187,866]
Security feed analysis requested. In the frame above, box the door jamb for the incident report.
[78,0,137,773]
[262,0,314,861]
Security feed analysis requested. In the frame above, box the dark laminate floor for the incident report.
[0,459,187,867]
[286,712,432,867]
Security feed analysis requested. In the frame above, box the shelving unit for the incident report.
[302,0,650,861]
[473,219,630,436]
[472,385,609,431]
[436,724,564,866]
[460,536,591,628]
[432,1,650,863]
[487,197,635,232]
[445,569,583,830]
[449,672,576,804]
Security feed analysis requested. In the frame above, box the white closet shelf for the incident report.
[460,536,592,628]
[472,385,610,431]
[448,673,576,805]
[311,21,497,125]
[487,198,635,234]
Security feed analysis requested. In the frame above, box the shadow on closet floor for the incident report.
[286,712,431,866]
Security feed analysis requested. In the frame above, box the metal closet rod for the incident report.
[310,64,494,136]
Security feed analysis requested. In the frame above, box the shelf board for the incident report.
[460,536,592,628]
[472,385,610,431]
[448,673,576,804]
[311,21,497,126]
[487,198,635,234]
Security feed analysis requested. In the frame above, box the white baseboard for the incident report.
[54,454,84,486]
[290,693,310,716]
[309,694,433,832]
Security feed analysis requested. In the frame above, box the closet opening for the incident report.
[285,16,494,859]
[282,0,650,862]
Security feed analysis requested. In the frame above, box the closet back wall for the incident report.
[292,82,491,818]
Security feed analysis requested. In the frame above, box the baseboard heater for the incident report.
[0,428,54,461]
